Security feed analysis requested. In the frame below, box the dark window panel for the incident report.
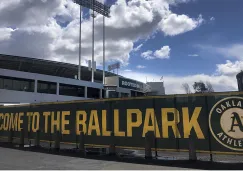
[102,89,105,98]
[0,77,4,89]
[108,91,118,98]
[13,80,21,91]
[59,83,85,97]
[0,76,35,92]
[4,78,13,90]
[37,80,57,94]
[131,90,136,97]
[87,87,100,99]
[121,93,129,98]
[137,92,144,97]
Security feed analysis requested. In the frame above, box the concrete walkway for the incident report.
[0,147,189,170]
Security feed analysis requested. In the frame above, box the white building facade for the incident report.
[0,68,103,104]
[0,54,165,105]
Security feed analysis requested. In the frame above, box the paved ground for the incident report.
[1,137,243,170]
[0,147,190,170]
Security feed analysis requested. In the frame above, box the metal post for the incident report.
[91,1,95,83]
[205,96,213,162]
[54,131,60,151]
[145,132,152,159]
[78,5,82,80]
[103,14,105,84]
[153,99,158,158]
[109,132,116,156]
[20,128,25,148]
[79,131,86,156]
[189,134,197,161]
[35,130,40,147]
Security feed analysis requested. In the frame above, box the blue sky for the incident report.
[126,0,243,76]
[0,0,242,94]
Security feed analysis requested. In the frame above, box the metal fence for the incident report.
[1,91,243,163]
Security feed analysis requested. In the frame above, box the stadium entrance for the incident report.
[104,76,149,98]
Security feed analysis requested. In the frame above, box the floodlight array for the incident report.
[73,0,110,17]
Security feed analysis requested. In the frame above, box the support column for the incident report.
[103,15,106,84]
[106,90,110,98]
[189,134,197,161]
[85,87,88,98]
[91,2,95,83]
[56,82,59,95]
[128,91,131,97]
[78,5,82,80]
[34,79,37,93]
[100,89,103,99]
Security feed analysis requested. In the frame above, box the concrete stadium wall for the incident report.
[0,68,103,103]
[0,89,88,103]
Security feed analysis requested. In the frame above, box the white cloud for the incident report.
[210,17,215,21]
[188,54,199,57]
[197,44,243,60]
[154,46,170,59]
[133,43,143,52]
[141,50,154,59]
[120,70,237,94]
[159,14,204,36]
[121,60,239,94]
[141,46,170,60]
[0,28,14,41]
[0,18,62,60]
[124,69,132,72]
[167,0,197,4]
[216,44,243,60]
[0,0,204,66]
[0,0,65,28]
[136,65,146,69]
[216,60,243,76]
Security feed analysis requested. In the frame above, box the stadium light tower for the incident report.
[73,0,111,83]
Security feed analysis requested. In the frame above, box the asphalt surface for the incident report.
[0,147,189,170]
[1,138,243,170]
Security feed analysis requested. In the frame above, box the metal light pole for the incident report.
[103,14,105,85]
[72,0,111,83]
[78,5,82,80]
[91,2,96,83]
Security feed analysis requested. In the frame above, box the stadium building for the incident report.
[0,54,165,105]
[236,71,243,91]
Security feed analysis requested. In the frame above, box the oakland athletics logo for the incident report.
[209,96,243,151]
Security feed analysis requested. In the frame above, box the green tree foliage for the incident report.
[193,81,209,93]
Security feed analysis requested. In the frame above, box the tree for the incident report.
[193,81,208,93]
[182,83,191,94]
[206,81,214,92]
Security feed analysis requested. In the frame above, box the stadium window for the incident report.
[108,91,119,98]
[0,76,34,92]
[121,93,129,98]
[13,79,21,91]
[3,77,13,90]
[131,90,136,97]
[13,79,34,92]
[37,80,57,94]
[59,83,85,97]
[0,77,3,89]
[87,87,100,99]
[136,92,144,97]
[102,89,105,98]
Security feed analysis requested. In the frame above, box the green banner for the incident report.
[1,92,243,154]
